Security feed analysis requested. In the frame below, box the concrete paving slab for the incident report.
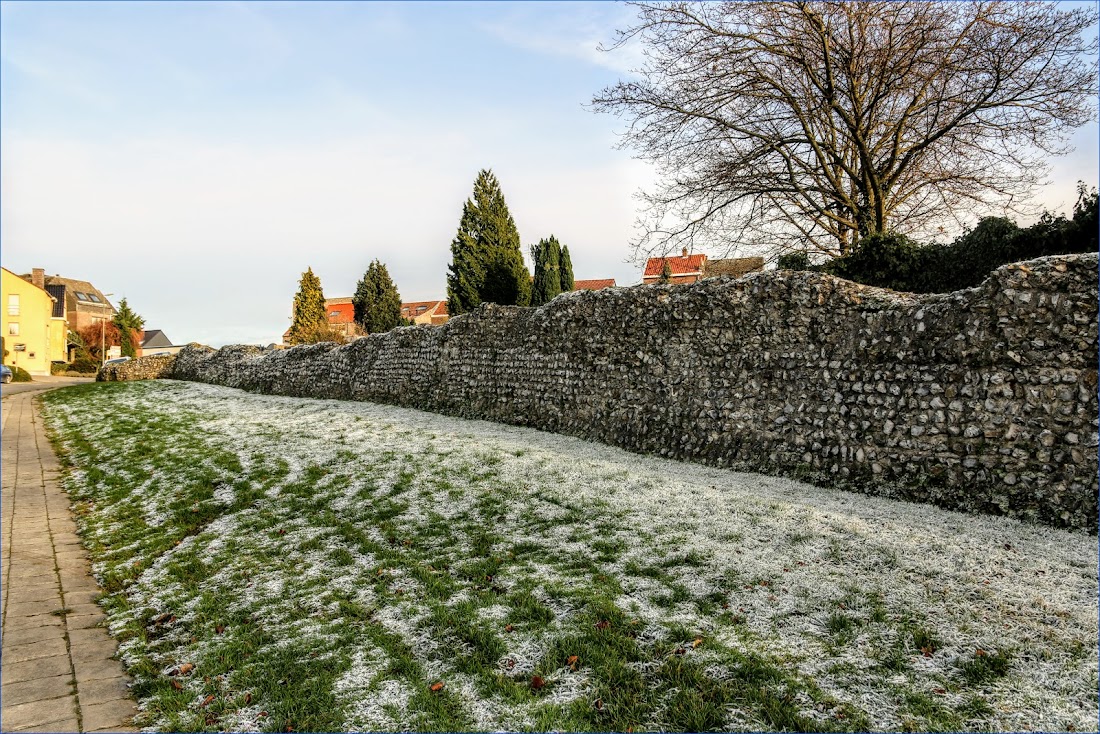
[9,716,80,732]
[1,636,68,664]
[75,677,131,705]
[0,673,73,707]
[1,654,73,685]
[0,622,66,648]
[80,699,137,732]
[1,696,79,730]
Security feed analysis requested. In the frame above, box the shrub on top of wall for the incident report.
[788,184,1098,293]
[9,365,32,382]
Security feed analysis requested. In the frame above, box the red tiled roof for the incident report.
[400,300,448,319]
[572,279,616,291]
[643,253,707,277]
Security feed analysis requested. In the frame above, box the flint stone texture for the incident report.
[96,354,176,382]
[102,254,1099,531]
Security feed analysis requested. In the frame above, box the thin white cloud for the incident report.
[479,5,645,75]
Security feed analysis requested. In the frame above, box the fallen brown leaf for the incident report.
[976,648,987,657]
[201,694,215,707]
[215,625,225,635]
[430,682,445,692]
[692,637,703,648]
[595,698,603,710]
[170,680,183,690]
[530,675,546,690]
[505,624,514,633]
[595,620,610,630]
[244,693,252,705]
[567,655,579,669]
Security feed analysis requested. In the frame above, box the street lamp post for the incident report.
[99,293,115,367]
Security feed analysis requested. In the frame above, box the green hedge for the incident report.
[9,365,32,382]
[784,184,1097,293]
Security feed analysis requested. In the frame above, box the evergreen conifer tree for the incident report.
[559,244,574,293]
[286,267,329,345]
[530,236,563,306]
[446,169,530,313]
[659,259,673,283]
[112,297,145,358]
[353,259,404,334]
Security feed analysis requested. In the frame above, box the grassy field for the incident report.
[41,380,1097,733]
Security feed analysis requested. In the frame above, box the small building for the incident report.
[642,248,708,285]
[324,297,359,338]
[138,329,185,357]
[400,300,448,326]
[572,279,617,291]
[1,267,67,375]
[642,249,764,285]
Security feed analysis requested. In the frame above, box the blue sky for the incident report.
[1,1,1096,346]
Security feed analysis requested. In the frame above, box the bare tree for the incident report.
[593,1,1099,261]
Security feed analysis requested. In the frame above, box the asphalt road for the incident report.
[0,375,96,397]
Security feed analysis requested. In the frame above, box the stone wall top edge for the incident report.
[193,252,1095,360]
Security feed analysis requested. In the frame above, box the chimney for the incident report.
[31,268,44,289]
[681,247,689,258]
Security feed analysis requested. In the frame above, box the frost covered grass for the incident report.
[41,380,1098,733]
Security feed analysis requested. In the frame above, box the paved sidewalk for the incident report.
[2,388,137,733]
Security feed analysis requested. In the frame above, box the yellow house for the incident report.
[1,267,67,376]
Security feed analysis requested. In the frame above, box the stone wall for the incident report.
[98,354,177,382]
[121,254,1099,530]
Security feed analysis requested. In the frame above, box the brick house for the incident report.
[325,297,360,338]
[19,268,116,333]
[401,301,449,326]
[642,249,764,284]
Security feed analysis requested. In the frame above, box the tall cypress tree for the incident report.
[559,244,574,293]
[530,236,563,306]
[353,259,404,334]
[286,267,328,345]
[446,169,530,314]
[112,297,145,358]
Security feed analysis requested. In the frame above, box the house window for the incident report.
[7,294,18,316]
[8,322,19,336]
[88,293,102,303]
[75,292,89,302]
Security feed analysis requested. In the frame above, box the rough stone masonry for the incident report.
[103,254,1099,531]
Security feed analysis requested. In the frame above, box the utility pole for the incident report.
[99,293,115,366]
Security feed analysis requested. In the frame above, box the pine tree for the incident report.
[353,259,404,334]
[482,248,531,307]
[530,236,563,307]
[446,169,530,314]
[659,259,673,283]
[112,297,145,358]
[559,244,574,293]
[286,267,329,345]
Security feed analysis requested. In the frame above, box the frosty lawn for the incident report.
[41,380,1097,733]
